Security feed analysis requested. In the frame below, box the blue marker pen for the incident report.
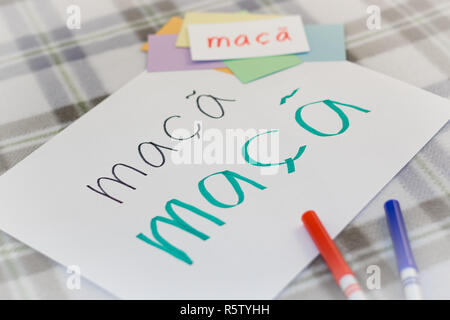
[384,199,423,300]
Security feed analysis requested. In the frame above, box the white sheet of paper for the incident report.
[0,62,448,299]
[188,15,310,61]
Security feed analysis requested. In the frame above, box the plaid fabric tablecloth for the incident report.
[0,0,448,299]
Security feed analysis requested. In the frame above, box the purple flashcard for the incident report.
[147,34,225,72]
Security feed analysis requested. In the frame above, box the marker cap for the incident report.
[384,199,418,272]
[302,210,353,282]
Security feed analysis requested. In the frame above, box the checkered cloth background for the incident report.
[0,0,448,299]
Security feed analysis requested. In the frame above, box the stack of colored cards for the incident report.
[142,12,347,83]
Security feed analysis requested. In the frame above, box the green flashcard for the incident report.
[224,55,302,83]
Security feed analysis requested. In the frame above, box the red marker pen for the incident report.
[301,210,366,300]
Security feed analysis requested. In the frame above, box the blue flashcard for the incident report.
[298,25,346,61]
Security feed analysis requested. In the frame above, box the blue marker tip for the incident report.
[384,199,417,272]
